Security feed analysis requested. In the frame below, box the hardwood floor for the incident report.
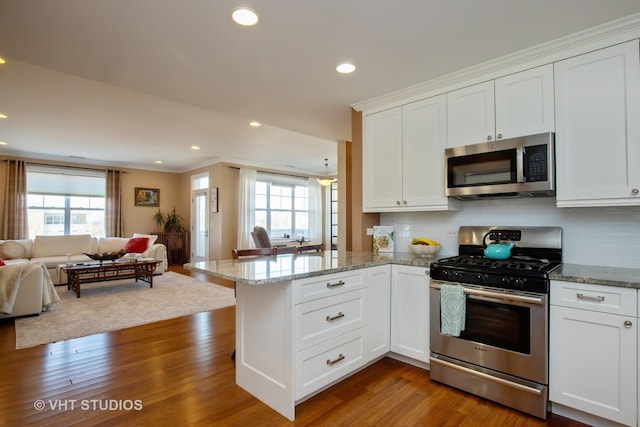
[0,266,588,426]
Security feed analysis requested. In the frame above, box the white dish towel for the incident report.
[440,284,466,337]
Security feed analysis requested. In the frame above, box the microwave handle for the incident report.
[516,146,525,183]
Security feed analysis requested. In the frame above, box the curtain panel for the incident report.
[105,169,123,237]
[2,159,29,239]
[237,168,256,249]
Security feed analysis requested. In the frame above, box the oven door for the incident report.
[429,280,548,384]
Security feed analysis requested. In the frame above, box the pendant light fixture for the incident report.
[317,158,336,187]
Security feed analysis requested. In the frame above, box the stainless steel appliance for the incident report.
[429,226,562,419]
[445,132,555,200]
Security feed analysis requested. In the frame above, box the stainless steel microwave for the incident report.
[445,132,555,200]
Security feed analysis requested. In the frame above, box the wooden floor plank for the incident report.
[0,265,589,426]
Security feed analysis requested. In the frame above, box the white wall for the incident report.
[381,198,640,268]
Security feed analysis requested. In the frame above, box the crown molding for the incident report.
[352,13,640,114]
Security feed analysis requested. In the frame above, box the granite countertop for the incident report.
[550,263,640,288]
[185,251,640,289]
[184,251,443,285]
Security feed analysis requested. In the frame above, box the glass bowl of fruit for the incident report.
[409,238,441,257]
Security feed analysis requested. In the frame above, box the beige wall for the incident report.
[0,157,184,239]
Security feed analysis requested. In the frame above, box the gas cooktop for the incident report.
[429,226,563,293]
[434,255,561,274]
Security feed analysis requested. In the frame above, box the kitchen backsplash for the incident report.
[380,198,640,268]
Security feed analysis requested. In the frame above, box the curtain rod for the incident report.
[227,165,308,180]
[3,159,128,173]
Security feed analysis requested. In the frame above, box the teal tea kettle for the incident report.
[482,231,515,260]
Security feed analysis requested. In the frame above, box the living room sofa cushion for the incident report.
[0,241,27,259]
[32,234,93,258]
[98,237,129,253]
[132,233,158,248]
[0,240,32,260]
[125,237,149,253]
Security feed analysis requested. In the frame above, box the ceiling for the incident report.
[1,1,640,175]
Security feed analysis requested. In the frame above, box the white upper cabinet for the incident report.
[495,65,555,139]
[447,65,555,147]
[554,40,640,207]
[362,106,403,210]
[447,80,495,147]
[363,95,459,212]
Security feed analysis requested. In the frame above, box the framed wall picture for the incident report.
[135,187,160,207]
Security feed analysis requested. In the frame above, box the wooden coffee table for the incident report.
[61,259,162,298]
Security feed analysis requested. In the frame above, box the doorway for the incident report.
[191,173,209,262]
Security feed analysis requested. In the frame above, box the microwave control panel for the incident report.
[523,144,548,182]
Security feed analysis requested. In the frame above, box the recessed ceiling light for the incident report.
[232,8,259,26]
[0,113,7,119]
[0,141,7,145]
[154,160,163,164]
[191,145,201,150]
[249,121,261,127]
[336,63,356,74]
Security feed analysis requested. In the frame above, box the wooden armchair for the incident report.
[295,244,324,254]
[232,247,278,259]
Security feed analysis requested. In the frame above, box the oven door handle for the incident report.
[430,283,545,305]
[430,356,543,396]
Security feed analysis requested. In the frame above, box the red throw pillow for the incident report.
[125,237,149,254]
[0,258,5,266]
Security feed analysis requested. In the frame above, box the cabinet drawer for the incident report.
[550,280,637,316]
[294,270,365,303]
[295,289,366,350]
[295,328,365,400]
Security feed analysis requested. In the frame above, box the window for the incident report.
[255,175,309,240]
[26,166,106,238]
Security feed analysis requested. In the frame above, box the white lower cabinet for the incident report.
[294,328,365,400]
[390,265,430,362]
[365,265,391,361]
[549,280,637,426]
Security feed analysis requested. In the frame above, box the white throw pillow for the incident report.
[132,233,158,249]
[98,237,129,253]
[0,241,26,260]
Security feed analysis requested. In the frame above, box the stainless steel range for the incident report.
[429,226,562,419]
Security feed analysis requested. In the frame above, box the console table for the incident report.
[61,259,161,298]
[152,232,190,265]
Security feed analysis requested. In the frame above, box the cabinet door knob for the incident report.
[396,201,401,205]
[487,135,492,141]
[497,133,503,139]
[402,200,407,205]
[624,320,633,328]
[632,188,639,195]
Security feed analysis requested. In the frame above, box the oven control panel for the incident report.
[487,229,521,241]
[430,267,549,293]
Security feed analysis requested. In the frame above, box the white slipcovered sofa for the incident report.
[0,234,168,319]
[0,234,168,286]
[0,263,59,320]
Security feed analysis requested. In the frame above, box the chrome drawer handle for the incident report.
[326,312,345,322]
[576,293,604,302]
[326,280,345,288]
[326,353,345,366]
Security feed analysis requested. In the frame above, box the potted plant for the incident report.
[152,208,187,232]
[153,209,165,232]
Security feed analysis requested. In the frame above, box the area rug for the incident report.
[14,271,235,349]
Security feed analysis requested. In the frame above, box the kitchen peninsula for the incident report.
[185,251,435,420]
